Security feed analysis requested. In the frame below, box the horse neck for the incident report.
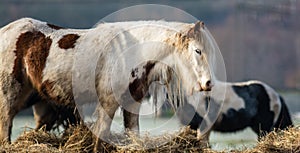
[133,26,177,59]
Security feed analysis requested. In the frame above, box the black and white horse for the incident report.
[177,80,293,140]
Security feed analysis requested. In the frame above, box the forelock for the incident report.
[164,32,190,52]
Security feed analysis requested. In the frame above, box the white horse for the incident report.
[0,18,218,150]
[177,80,293,141]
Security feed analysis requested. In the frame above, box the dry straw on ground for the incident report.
[246,126,300,153]
[0,125,299,153]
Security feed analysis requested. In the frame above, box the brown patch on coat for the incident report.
[40,80,75,106]
[13,31,52,86]
[58,34,80,49]
[47,23,64,30]
[40,80,54,98]
[129,61,156,101]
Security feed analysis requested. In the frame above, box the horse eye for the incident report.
[195,49,202,55]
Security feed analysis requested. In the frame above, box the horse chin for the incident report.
[193,82,202,92]
[192,83,212,95]
[202,87,212,92]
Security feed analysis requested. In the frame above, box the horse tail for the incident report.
[274,96,293,130]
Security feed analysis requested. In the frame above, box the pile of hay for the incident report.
[0,125,299,153]
[0,126,211,153]
[0,127,61,153]
[113,128,210,153]
[244,126,300,153]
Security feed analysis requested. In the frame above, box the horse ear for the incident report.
[187,21,205,38]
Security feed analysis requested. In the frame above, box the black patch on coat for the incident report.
[213,83,275,136]
[177,102,205,130]
[193,113,206,131]
[185,96,220,131]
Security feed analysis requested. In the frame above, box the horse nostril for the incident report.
[204,80,213,91]
[206,80,211,88]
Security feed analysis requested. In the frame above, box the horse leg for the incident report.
[34,98,82,131]
[0,75,34,142]
[0,107,13,143]
[123,107,140,134]
[93,100,119,152]
[123,102,141,134]
[201,130,211,147]
[250,110,274,139]
[33,100,58,131]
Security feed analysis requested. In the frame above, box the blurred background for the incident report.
[1,0,299,149]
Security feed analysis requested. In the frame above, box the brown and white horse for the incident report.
[0,18,218,150]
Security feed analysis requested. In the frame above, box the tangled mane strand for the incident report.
[150,63,186,112]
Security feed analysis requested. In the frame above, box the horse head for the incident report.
[169,21,216,95]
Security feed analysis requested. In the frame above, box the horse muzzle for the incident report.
[194,80,213,92]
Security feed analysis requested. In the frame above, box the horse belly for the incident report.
[214,109,251,132]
